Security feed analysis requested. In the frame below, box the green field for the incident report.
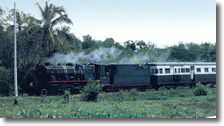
[0,88,216,119]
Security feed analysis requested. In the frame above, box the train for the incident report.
[26,62,216,95]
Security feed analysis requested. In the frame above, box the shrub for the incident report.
[81,82,101,102]
[129,88,138,101]
[0,67,13,96]
[194,83,211,96]
[114,90,128,101]
[63,90,71,103]
[159,86,168,91]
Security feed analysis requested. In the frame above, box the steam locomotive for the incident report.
[26,62,216,95]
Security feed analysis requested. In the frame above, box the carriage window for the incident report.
[178,68,180,73]
[197,68,201,72]
[155,69,158,74]
[175,68,177,73]
[204,68,209,72]
[165,68,170,73]
[159,68,163,74]
[181,68,186,73]
[212,68,216,72]
[186,68,190,73]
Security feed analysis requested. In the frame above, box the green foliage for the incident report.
[169,42,216,62]
[128,88,138,101]
[0,88,216,118]
[194,83,211,96]
[82,35,100,52]
[124,40,136,51]
[111,89,140,101]
[63,90,71,103]
[36,1,73,55]
[81,82,101,102]
[113,90,129,102]
[0,67,13,96]
[159,86,168,91]
[102,38,115,48]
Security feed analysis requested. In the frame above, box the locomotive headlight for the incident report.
[29,82,34,87]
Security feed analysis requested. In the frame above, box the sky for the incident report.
[0,0,216,47]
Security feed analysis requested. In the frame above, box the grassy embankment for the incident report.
[0,88,216,118]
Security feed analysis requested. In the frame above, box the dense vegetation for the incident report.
[0,88,216,118]
[0,2,216,96]
[81,82,101,102]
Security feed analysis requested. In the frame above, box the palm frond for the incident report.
[56,28,73,41]
[35,3,45,21]
[50,6,65,20]
[0,7,4,16]
[28,16,42,24]
[44,1,49,20]
[51,14,73,26]
[46,3,54,22]
[53,32,63,47]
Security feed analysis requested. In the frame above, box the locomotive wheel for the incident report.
[41,89,48,96]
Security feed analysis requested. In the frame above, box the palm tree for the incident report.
[36,1,73,52]
[0,7,3,16]
[0,7,5,25]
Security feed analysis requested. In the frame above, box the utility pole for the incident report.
[14,2,18,105]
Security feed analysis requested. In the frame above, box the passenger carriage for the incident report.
[96,62,216,90]
[149,62,216,89]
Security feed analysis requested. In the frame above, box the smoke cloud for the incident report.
[48,46,170,64]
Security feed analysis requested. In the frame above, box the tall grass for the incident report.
[0,88,216,118]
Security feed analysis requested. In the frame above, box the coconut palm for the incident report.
[36,1,73,52]
[0,7,3,16]
[0,7,5,25]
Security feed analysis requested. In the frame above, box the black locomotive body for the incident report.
[26,62,216,95]
[27,63,95,95]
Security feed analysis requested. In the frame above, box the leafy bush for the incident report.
[159,86,168,91]
[63,90,71,103]
[0,67,13,96]
[113,90,129,102]
[194,83,211,96]
[129,88,138,101]
[81,82,101,102]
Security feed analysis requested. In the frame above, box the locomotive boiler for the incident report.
[27,63,95,95]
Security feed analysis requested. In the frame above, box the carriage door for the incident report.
[104,65,115,84]
[94,65,100,80]
[190,66,195,82]
[150,66,157,85]
[173,66,181,84]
